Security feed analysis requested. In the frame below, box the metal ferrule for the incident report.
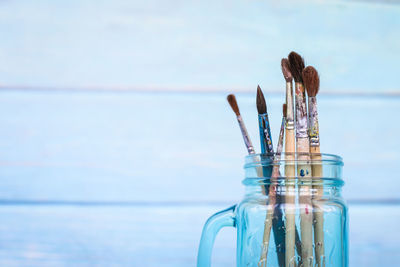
[285,81,294,130]
[258,114,274,154]
[286,117,295,130]
[308,96,320,146]
[237,115,255,154]
[295,83,308,138]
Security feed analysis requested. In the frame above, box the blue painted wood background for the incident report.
[0,91,399,266]
[0,0,399,266]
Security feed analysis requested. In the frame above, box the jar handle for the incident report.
[197,205,236,267]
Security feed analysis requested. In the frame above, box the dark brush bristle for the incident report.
[281,58,293,82]
[227,94,240,116]
[302,66,320,97]
[256,85,267,115]
[288,51,305,83]
[283,103,287,117]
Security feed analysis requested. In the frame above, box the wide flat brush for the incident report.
[303,66,325,266]
[257,87,285,267]
[282,58,297,267]
[289,51,313,267]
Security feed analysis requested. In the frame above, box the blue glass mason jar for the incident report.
[197,153,347,267]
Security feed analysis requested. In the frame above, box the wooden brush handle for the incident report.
[259,171,277,266]
[310,146,322,178]
[284,128,296,267]
[259,117,300,267]
[297,137,313,267]
[311,146,325,266]
[256,166,266,195]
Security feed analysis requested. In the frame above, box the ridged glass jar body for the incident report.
[198,153,347,267]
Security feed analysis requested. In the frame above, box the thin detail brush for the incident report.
[289,51,313,267]
[303,66,325,266]
[227,93,264,188]
[256,86,275,199]
[274,104,287,172]
[227,94,255,155]
[257,87,285,267]
[257,86,273,154]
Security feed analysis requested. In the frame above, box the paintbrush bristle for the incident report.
[256,85,267,115]
[288,51,305,83]
[302,66,320,97]
[283,103,287,117]
[227,94,240,116]
[281,58,293,82]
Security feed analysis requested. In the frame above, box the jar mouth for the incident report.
[244,153,344,182]
[244,153,343,168]
[242,177,345,187]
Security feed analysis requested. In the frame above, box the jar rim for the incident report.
[244,152,343,169]
[242,177,345,187]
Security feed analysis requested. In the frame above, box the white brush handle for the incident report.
[297,137,313,267]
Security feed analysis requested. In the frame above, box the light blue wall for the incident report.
[0,0,399,93]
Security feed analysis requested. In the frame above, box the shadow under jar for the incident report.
[197,153,348,267]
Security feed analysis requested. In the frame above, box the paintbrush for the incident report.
[271,104,286,177]
[257,85,274,155]
[256,86,274,198]
[278,105,303,265]
[289,51,313,266]
[227,94,264,181]
[257,87,285,267]
[281,104,304,264]
[256,86,275,209]
[281,58,297,267]
[227,94,256,155]
[303,66,325,266]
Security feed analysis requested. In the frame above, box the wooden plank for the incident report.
[0,1,399,93]
[0,91,399,202]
